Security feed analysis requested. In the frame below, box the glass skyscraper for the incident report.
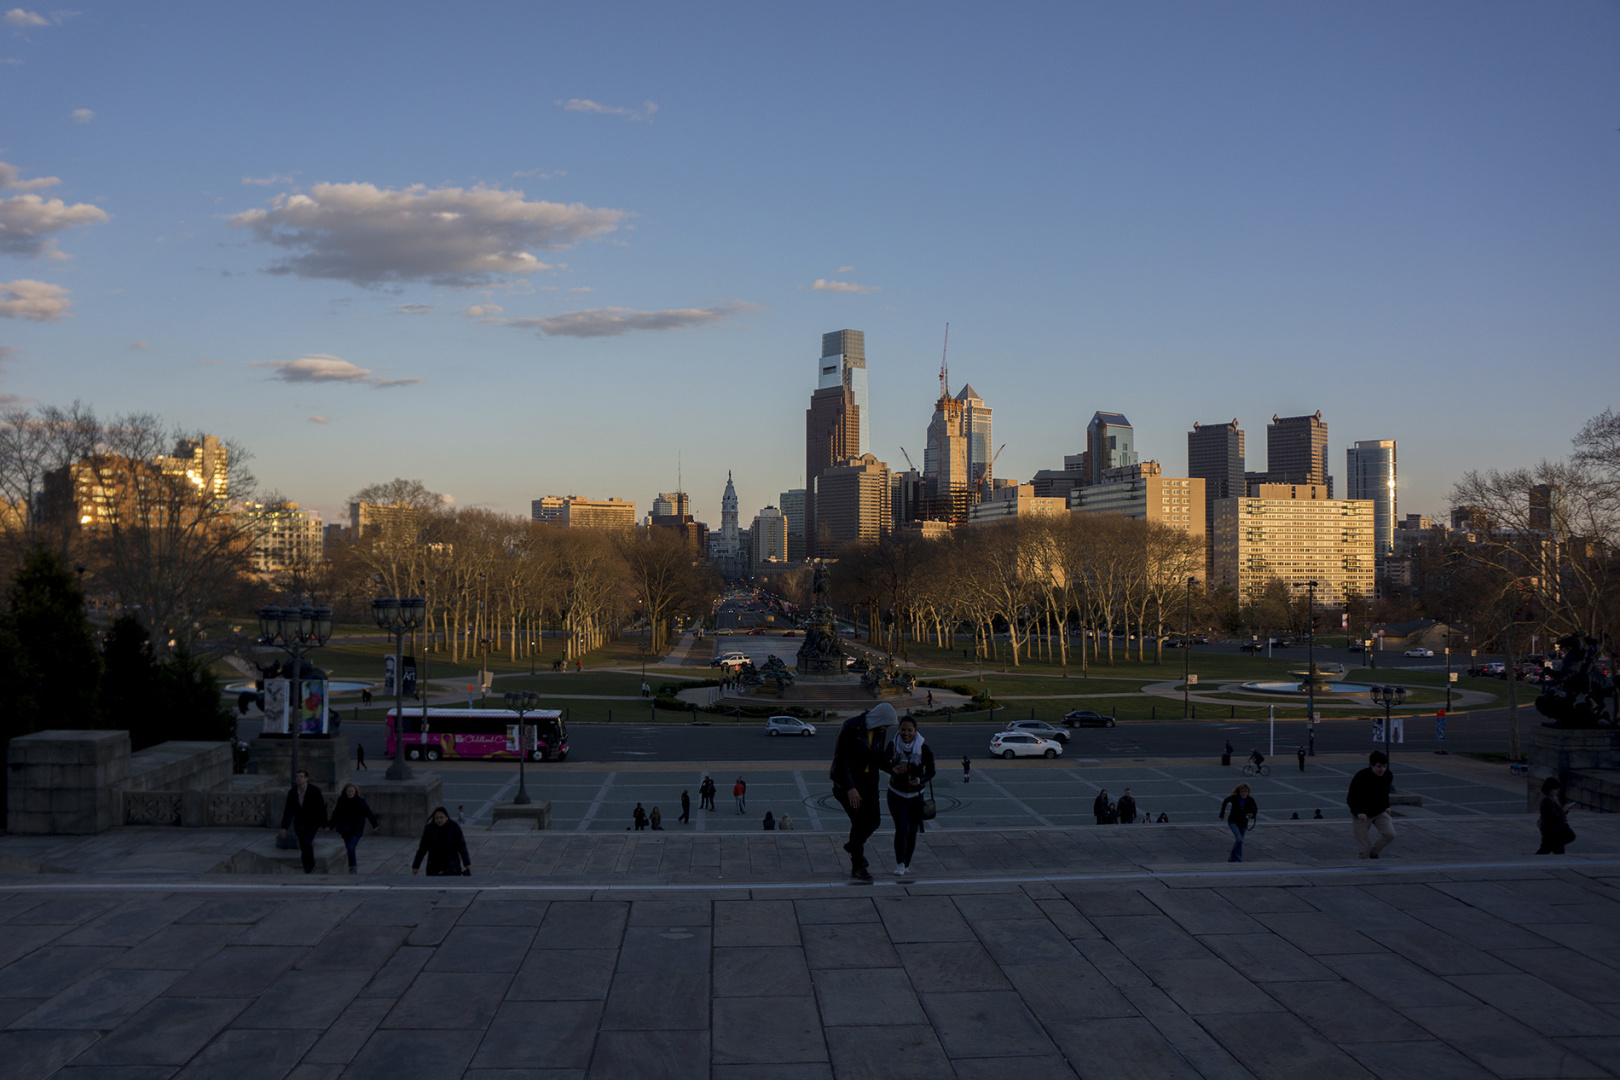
[1346,439,1396,569]
[819,330,867,458]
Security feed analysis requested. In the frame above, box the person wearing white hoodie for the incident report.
[885,714,935,877]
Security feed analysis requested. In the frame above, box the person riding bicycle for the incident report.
[1249,748,1266,769]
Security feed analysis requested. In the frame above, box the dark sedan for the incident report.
[1062,710,1117,728]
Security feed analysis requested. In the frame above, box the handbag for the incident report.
[921,780,937,821]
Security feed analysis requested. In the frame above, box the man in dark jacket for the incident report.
[1347,750,1396,859]
[279,769,328,873]
[1117,788,1137,824]
[412,806,472,876]
[829,702,896,881]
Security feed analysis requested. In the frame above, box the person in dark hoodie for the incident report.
[328,782,380,874]
[829,701,897,881]
[412,806,472,876]
[279,768,328,874]
[1347,750,1396,859]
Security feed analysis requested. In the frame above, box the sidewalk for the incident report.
[3,817,1619,1080]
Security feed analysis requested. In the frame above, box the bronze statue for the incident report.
[1536,632,1617,728]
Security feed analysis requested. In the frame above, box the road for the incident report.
[336,705,1536,767]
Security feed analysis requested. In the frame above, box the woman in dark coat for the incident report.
[328,782,380,873]
[1537,777,1575,855]
[412,806,472,876]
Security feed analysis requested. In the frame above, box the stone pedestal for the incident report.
[492,801,551,830]
[6,730,130,835]
[246,735,351,793]
[353,774,444,838]
[1526,726,1620,812]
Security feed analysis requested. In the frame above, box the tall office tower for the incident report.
[1346,440,1397,572]
[815,455,892,547]
[1529,484,1566,536]
[805,383,859,558]
[956,384,994,486]
[1266,411,1331,495]
[779,489,806,560]
[1188,419,1245,576]
[651,491,690,518]
[751,506,787,564]
[924,393,968,493]
[1086,412,1136,485]
[819,330,868,457]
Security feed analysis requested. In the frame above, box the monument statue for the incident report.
[1536,632,1617,728]
[795,560,847,678]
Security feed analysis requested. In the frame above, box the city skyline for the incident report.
[2,4,1615,530]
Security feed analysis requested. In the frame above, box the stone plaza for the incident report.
[2,758,1619,1079]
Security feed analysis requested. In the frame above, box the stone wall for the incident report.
[1526,726,1620,813]
[126,741,234,794]
[6,730,131,835]
[245,735,351,793]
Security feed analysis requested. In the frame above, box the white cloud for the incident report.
[565,286,592,293]
[69,107,93,124]
[252,353,420,388]
[0,278,70,320]
[808,278,879,294]
[0,191,108,257]
[308,415,328,425]
[241,173,295,186]
[393,302,432,315]
[509,302,757,339]
[556,98,658,123]
[0,161,59,191]
[229,181,626,287]
[129,341,149,350]
[836,266,854,273]
[462,303,503,317]
[0,344,20,366]
[3,9,48,28]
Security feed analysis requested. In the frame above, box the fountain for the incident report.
[795,561,847,680]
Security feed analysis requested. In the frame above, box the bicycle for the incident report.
[1242,760,1271,777]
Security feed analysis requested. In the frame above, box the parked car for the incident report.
[1003,719,1069,744]
[1468,661,1504,677]
[1240,642,1264,653]
[781,630,798,637]
[989,731,1063,759]
[1061,710,1116,728]
[711,652,749,670]
[1347,642,1366,653]
[748,627,766,635]
[1269,638,1292,648]
[1404,648,1434,658]
[765,716,817,737]
[1191,635,1211,645]
[712,628,734,636]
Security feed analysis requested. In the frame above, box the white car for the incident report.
[765,716,817,737]
[1003,719,1069,744]
[1404,648,1434,658]
[989,731,1063,759]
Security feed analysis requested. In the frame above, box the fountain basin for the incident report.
[1241,680,1381,695]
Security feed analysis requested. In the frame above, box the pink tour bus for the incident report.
[384,708,569,762]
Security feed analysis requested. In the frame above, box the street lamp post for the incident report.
[373,596,427,781]
[1182,576,1197,719]
[256,604,332,847]
[504,689,539,805]
[1371,683,1407,783]
[1297,580,1319,756]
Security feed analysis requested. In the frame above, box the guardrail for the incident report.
[123,790,274,828]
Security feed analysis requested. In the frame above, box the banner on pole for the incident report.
[383,655,397,697]
[261,678,289,735]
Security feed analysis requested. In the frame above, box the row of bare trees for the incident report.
[296,480,720,665]
[1448,409,1620,754]
[828,514,1205,670]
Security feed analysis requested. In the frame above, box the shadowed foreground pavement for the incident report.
[2,814,1619,1079]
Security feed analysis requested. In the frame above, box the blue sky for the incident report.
[2,2,1616,528]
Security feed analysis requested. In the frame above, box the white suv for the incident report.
[989,732,1063,759]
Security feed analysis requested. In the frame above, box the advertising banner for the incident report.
[402,655,417,698]
[383,655,397,697]
[262,678,290,735]
[299,680,329,735]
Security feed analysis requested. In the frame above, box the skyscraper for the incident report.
[711,471,745,579]
[1346,439,1397,571]
[805,383,858,559]
[651,491,690,518]
[956,384,993,486]
[1086,412,1136,485]
[1188,419,1244,575]
[779,489,806,560]
[819,330,868,457]
[1266,412,1331,495]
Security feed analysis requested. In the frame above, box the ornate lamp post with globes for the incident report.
[504,690,540,805]
[256,604,332,847]
[373,596,426,781]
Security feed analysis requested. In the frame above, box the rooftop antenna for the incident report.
[938,323,950,404]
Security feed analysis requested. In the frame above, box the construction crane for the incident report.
[938,323,950,404]
[899,447,918,473]
[984,443,1006,489]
